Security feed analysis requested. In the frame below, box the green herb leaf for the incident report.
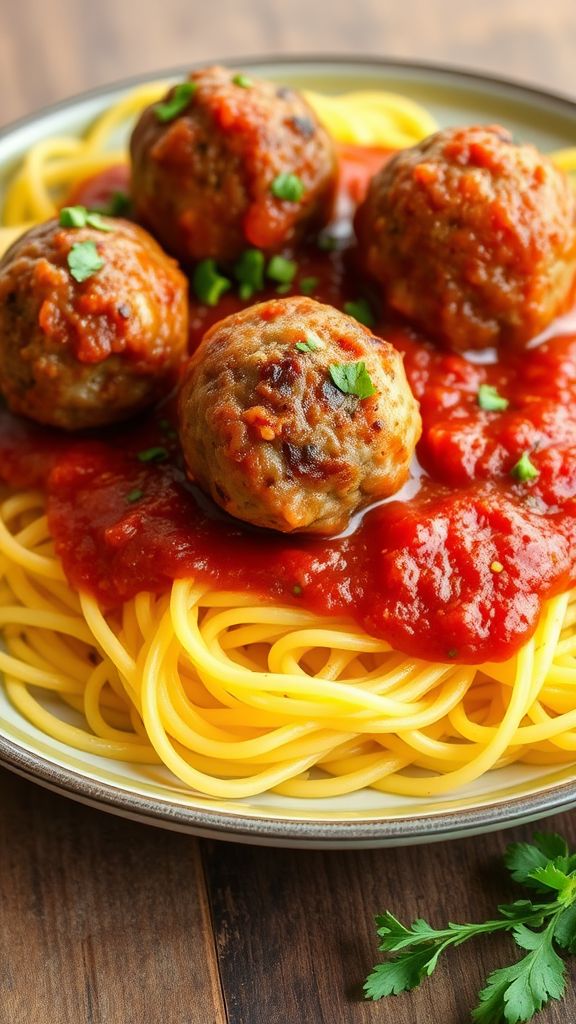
[498,901,545,924]
[478,383,509,412]
[137,446,168,463]
[472,929,565,1023]
[96,191,131,218]
[60,205,115,232]
[295,331,323,354]
[234,249,265,297]
[329,361,376,399]
[344,298,375,328]
[531,834,570,862]
[505,838,558,887]
[528,863,572,895]
[504,837,565,886]
[267,255,297,285]
[126,488,144,504]
[154,81,197,123]
[193,259,231,306]
[86,211,115,231]
[511,451,539,483]
[232,73,252,88]
[298,275,319,296]
[60,205,89,228]
[364,946,441,1000]
[67,240,105,282]
[270,172,305,202]
[553,905,576,952]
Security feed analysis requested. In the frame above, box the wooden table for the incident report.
[2,1,576,1021]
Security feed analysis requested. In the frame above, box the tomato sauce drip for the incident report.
[1,144,575,664]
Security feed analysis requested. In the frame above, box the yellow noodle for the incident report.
[0,495,575,798]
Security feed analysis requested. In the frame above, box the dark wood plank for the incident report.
[203,812,576,1024]
[0,768,227,1024]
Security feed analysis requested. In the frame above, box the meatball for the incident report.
[178,296,421,534]
[355,124,576,351]
[0,217,188,429]
[130,65,337,265]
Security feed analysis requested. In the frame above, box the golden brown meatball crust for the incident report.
[355,124,576,351]
[130,66,337,264]
[0,218,188,429]
[178,296,421,534]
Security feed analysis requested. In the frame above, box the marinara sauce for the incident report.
[1,145,575,664]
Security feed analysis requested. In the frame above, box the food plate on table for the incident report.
[1,57,576,848]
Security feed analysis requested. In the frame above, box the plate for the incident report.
[2,56,576,848]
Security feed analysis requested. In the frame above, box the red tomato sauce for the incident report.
[1,144,575,664]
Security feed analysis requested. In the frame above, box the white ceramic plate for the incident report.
[2,57,576,848]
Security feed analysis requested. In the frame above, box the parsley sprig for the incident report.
[365,832,576,1022]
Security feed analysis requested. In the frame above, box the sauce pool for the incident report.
[1,144,575,664]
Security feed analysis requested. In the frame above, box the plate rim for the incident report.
[2,54,576,846]
[2,53,576,143]
[2,731,576,845]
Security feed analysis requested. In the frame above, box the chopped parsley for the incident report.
[126,488,144,504]
[270,172,305,202]
[295,331,323,353]
[232,73,252,88]
[137,446,168,463]
[298,276,319,296]
[329,361,376,399]
[344,298,375,328]
[97,191,131,217]
[193,259,231,306]
[67,240,105,283]
[292,584,303,596]
[478,383,509,412]
[60,206,115,231]
[275,283,292,294]
[234,248,265,300]
[511,451,539,482]
[154,81,197,123]
[84,211,114,232]
[267,255,297,285]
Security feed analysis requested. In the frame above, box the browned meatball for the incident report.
[130,66,337,265]
[0,217,188,429]
[178,297,421,534]
[355,124,576,351]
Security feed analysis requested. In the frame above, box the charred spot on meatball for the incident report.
[177,296,421,534]
[355,124,576,351]
[130,65,337,265]
[0,217,188,429]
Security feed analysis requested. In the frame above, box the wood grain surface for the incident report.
[1,2,576,1022]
